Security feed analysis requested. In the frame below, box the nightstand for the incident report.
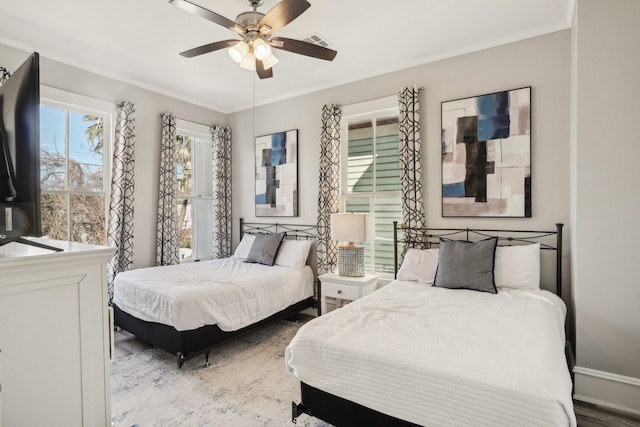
[318,273,378,315]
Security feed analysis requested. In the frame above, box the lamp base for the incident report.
[338,245,364,277]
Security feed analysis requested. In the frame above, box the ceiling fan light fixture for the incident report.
[228,41,249,63]
[262,53,279,70]
[239,51,257,71]
[253,38,272,60]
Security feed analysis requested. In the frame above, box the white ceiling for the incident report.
[0,0,574,114]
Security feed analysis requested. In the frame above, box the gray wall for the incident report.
[571,0,640,411]
[0,43,227,269]
[229,30,571,287]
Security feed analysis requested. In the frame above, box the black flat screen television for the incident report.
[0,52,60,251]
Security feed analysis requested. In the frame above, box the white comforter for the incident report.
[285,280,576,427]
[113,257,313,331]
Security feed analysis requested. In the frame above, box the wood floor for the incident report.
[575,400,640,426]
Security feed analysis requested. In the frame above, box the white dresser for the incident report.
[0,238,114,427]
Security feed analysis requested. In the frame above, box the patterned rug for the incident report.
[110,320,330,427]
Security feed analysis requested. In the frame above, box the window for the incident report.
[340,96,402,276]
[40,87,113,245]
[175,119,214,262]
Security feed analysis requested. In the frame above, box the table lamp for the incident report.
[330,213,366,277]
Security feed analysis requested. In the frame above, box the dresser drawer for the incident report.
[322,281,361,301]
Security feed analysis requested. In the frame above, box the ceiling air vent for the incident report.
[301,33,331,48]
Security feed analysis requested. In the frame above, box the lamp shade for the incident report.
[253,38,272,60]
[239,51,256,71]
[228,41,249,63]
[261,52,279,70]
[330,213,366,244]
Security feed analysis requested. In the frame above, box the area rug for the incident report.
[111,320,330,427]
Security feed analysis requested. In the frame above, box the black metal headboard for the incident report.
[393,222,564,296]
[239,218,317,241]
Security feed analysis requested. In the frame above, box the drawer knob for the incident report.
[337,290,342,294]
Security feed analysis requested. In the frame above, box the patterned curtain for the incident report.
[316,104,342,275]
[398,87,426,229]
[0,66,10,84]
[211,124,232,258]
[156,112,179,266]
[106,101,136,303]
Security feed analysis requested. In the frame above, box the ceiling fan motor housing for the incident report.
[236,11,265,35]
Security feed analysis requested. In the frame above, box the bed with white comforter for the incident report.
[113,256,313,332]
[285,279,576,427]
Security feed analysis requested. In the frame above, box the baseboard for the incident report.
[573,366,640,416]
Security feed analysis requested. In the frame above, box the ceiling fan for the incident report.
[169,0,338,79]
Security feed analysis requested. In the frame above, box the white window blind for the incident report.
[341,96,401,276]
[176,119,213,262]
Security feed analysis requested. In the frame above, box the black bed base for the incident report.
[114,297,314,368]
[292,383,420,426]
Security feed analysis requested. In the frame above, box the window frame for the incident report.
[40,86,114,244]
[340,95,401,278]
[175,118,214,262]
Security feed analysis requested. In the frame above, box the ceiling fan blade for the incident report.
[258,0,311,35]
[256,60,273,79]
[169,0,244,35]
[179,40,237,58]
[270,37,337,61]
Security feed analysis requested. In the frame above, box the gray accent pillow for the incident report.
[245,232,286,266]
[433,237,498,294]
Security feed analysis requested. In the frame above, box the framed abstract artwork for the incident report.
[441,86,531,217]
[255,129,298,217]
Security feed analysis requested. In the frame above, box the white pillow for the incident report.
[275,239,313,268]
[396,248,439,283]
[233,234,255,259]
[494,243,540,289]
